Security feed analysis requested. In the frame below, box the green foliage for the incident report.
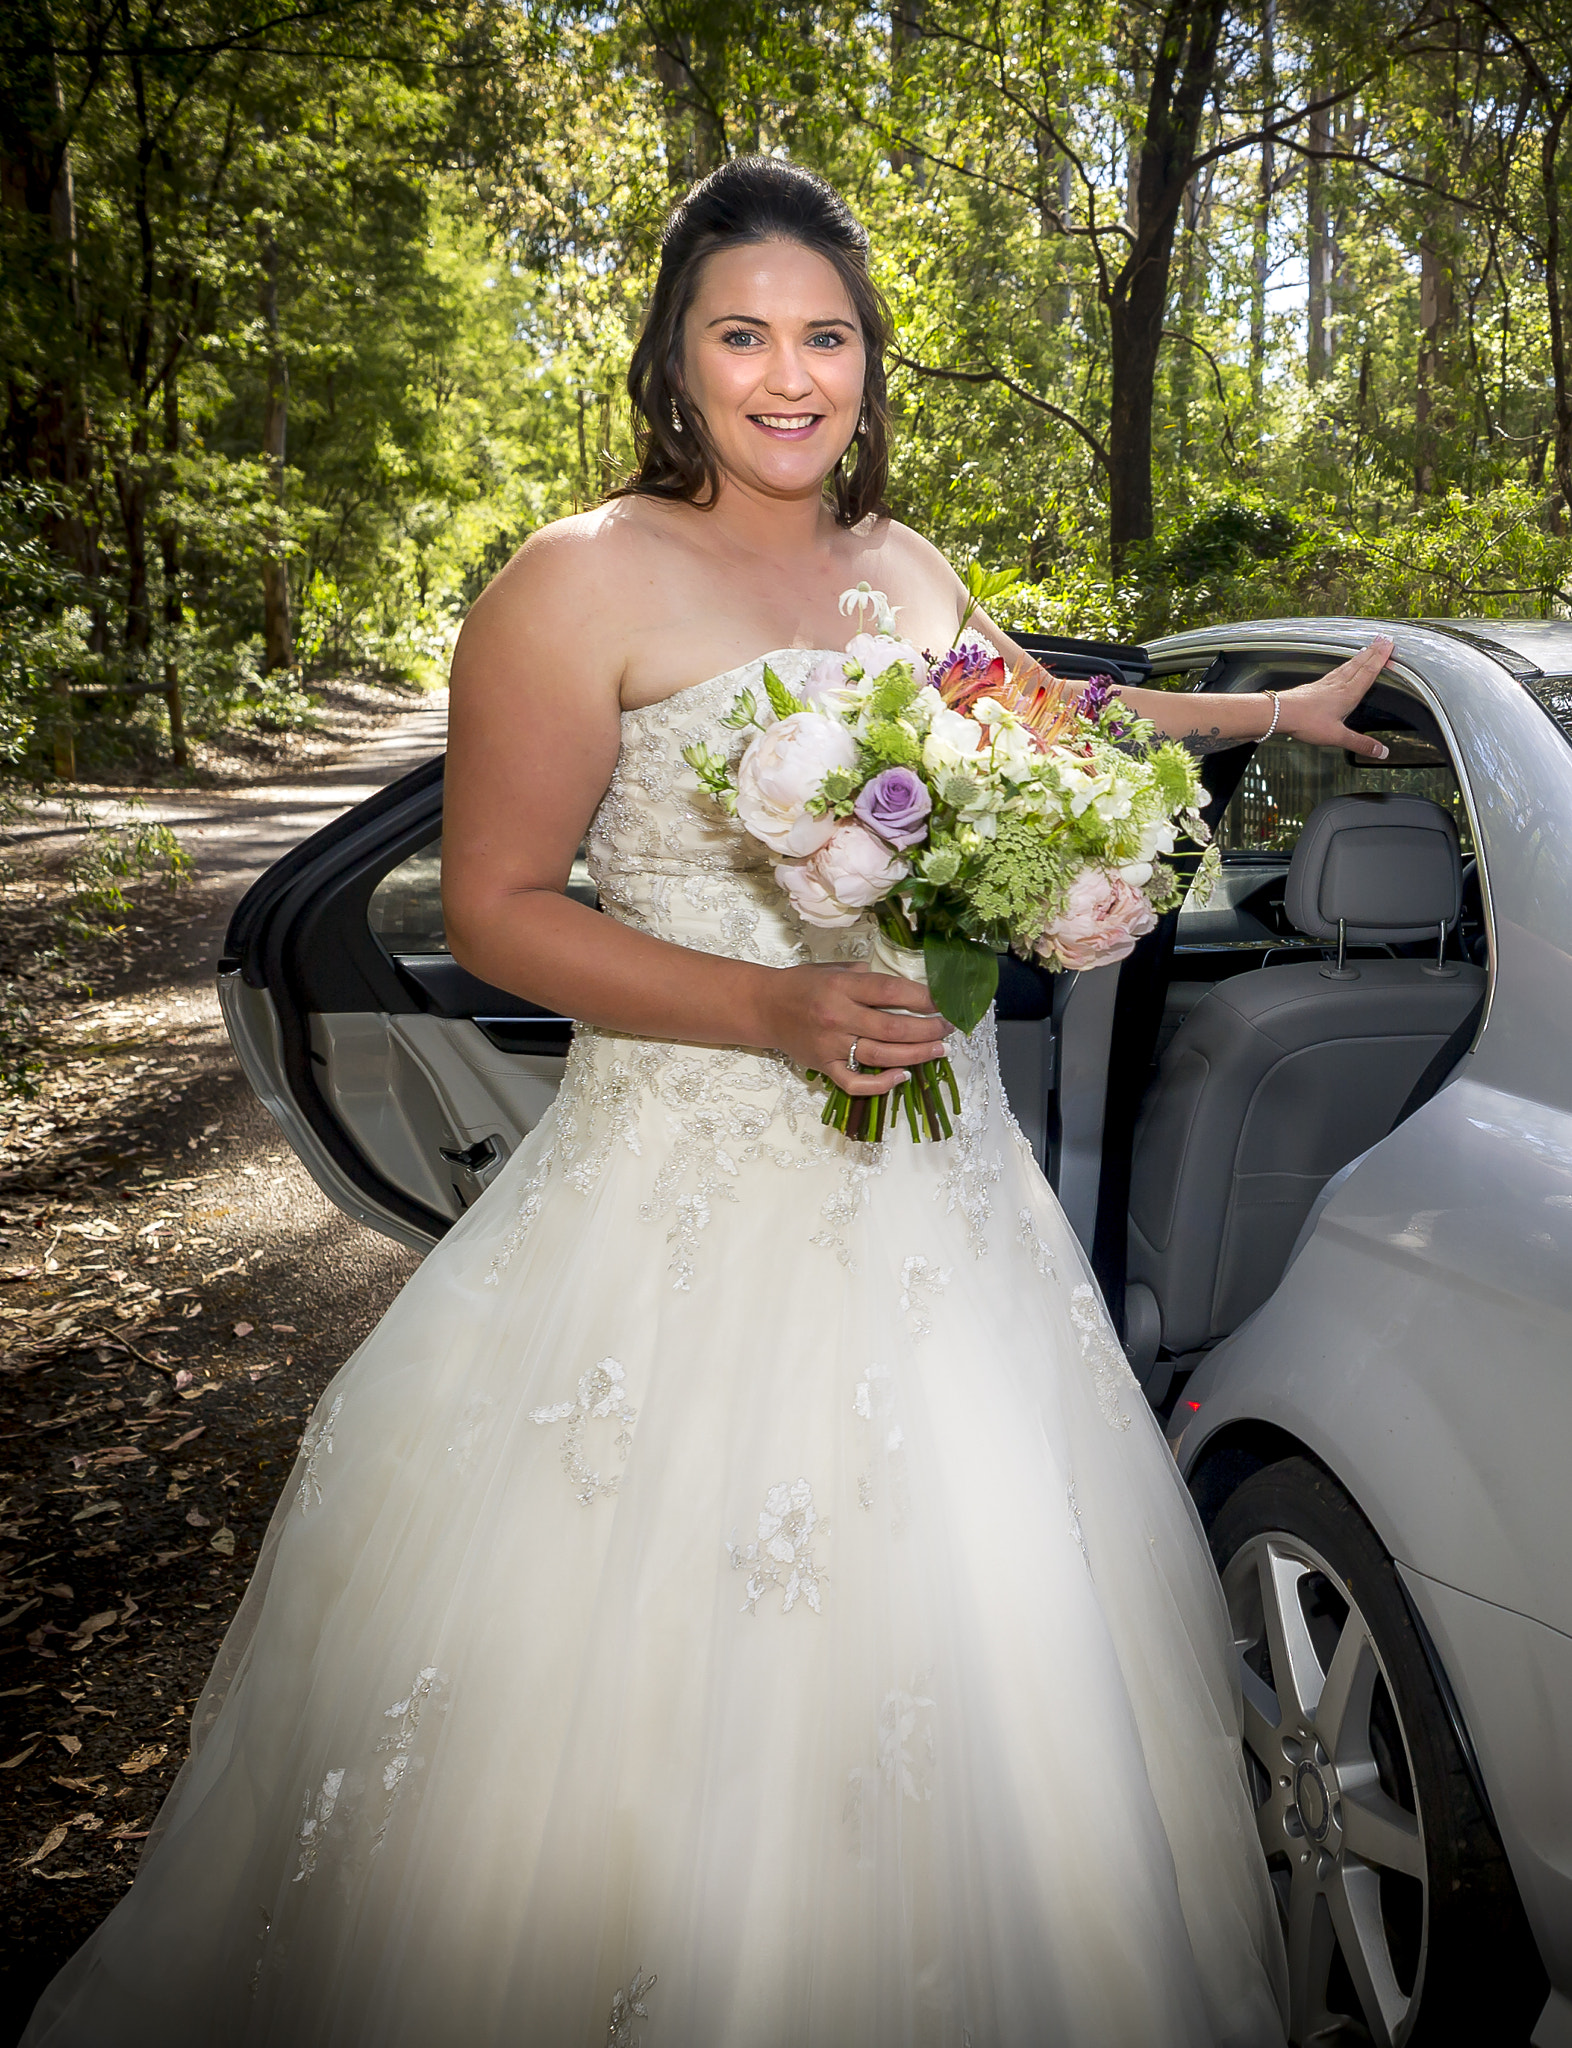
[762,664,806,719]
[64,809,194,937]
[922,932,999,1036]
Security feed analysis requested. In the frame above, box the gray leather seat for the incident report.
[1128,793,1486,1356]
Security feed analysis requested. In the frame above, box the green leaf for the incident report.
[762,662,806,720]
[923,933,999,1034]
[958,561,1024,631]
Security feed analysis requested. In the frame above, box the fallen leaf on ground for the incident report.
[54,1734,81,1756]
[119,1745,166,1776]
[21,1823,68,1866]
[184,1508,211,1528]
[269,1323,295,1333]
[66,1611,119,1648]
[209,1526,235,1555]
[1,1745,39,1769]
[232,1321,253,1337]
[159,1426,205,1452]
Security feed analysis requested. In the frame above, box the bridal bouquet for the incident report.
[684,581,1217,1143]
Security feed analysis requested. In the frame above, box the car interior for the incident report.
[225,640,1493,1408]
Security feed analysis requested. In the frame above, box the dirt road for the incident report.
[0,697,447,2033]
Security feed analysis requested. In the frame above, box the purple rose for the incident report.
[854,766,932,850]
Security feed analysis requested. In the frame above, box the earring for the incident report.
[858,403,869,436]
[670,400,684,434]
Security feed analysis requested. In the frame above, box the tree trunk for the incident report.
[1415,234,1456,495]
[1542,101,1572,526]
[1105,0,1227,562]
[888,2,924,180]
[159,374,187,767]
[1306,78,1333,386]
[1172,179,1206,467]
[0,7,91,775]
[259,233,294,673]
[651,27,725,188]
[1249,0,1275,422]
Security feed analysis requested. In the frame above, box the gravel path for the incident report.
[0,697,448,2033]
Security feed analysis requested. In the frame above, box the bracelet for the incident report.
[1259,690,1282,743]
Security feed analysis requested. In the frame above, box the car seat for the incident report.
[1126,792,1487,1359]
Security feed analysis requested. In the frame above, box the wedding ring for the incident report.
[847,1039,862,1073]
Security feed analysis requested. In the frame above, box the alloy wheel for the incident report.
[1222,1531,1428,2046]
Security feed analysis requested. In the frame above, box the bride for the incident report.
[25,157,1393,2048]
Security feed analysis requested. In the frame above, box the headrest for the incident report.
[1285,792,1462,944]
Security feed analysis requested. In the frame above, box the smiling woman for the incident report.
[615,158,890,529]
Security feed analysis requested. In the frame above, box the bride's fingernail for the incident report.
[894,1069,912,1083]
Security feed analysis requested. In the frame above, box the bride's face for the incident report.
[680,238,866,502]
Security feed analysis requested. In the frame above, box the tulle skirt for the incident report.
[24,1020,1286,2046]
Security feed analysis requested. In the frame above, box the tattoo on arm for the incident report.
[1181,725,1239,755]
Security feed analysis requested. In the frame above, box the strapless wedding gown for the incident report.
[25,650,1287,2048]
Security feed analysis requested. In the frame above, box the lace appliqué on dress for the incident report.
[531,1358,637,1505]
[485,1143,556,1286]
[373,1665,448,1851]
[728,1478,828,1615]
[607,1966,657,2047]
[843,1682,936,1865]
[935,1014,1002,1258]
[853,1361,908,1522]
[1070,1283,1136,1430]
[899,1254,951,1339]
[1017,1208,1056,1276]
[293,1767,344,1884]
[297,1394,343,1511]
[1068,1480,1090,1569]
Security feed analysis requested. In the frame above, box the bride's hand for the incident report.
[1275,636,1395,757]
[762,965,952,1097]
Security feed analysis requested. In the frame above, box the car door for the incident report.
[217,632,1162,1254]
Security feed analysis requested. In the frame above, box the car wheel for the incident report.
[1209,1456,1544,2047]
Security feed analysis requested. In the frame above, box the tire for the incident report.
[1207,1456,1545,2047]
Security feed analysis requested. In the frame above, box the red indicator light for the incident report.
[1184,1399,1202,1413]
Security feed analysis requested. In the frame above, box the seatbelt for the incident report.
[1389,988,1488,1131]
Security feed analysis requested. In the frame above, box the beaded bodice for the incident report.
[585,648,870,970]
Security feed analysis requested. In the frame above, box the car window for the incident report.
[366,836,599,960]
[1220,733,1474,856]
[368,836,448,954]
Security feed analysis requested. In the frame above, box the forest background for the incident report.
[5,0,1572,785]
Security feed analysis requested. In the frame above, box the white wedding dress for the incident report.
[25,649,1287,2048]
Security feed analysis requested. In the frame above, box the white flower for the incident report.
[735,712,859,856]
[838,581,902,636]
[775,820,910,927]
[922,705,981,775]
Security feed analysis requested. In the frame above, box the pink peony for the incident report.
[801,651,851,704]
[845,632,928,684]
[1036,867,1158,971]
[735,712,859,857]
[775,821,911,929]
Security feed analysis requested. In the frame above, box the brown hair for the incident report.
[615,157,891,528]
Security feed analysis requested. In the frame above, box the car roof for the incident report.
[1432,618,1572,676]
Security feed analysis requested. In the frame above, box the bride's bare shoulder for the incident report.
[453,500,673,694]
[473,500,673,618]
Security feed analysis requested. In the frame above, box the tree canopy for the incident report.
[4,0,1571,776]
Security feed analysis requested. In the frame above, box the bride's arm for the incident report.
[884,525,1394,761]
[974,608,1394,761]
[440,526,948,1098]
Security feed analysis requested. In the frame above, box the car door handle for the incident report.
[439,1137,499,1174]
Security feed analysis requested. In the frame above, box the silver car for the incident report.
[219,619,1571,2047]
